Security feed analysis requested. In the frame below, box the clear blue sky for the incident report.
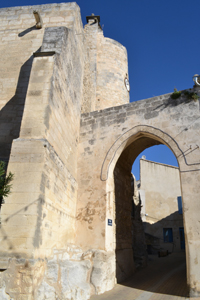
[1,0,199,179]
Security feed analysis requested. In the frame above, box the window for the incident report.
[177,196,182,214]
[163,228,173,243]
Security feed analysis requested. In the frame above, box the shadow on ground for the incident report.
[91,253,188,299]
[121,252,188,297]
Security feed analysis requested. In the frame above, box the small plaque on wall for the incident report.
[108,219,112,226]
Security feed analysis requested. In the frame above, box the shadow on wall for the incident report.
[114,162,135,284]
[114,161,187,297]
[0,195,43,254]
[18,25,37,37]
[116,199,187,297]
[144,210,184,255]
[0,56,34,165]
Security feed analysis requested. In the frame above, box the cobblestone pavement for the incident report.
[90,252,199,300]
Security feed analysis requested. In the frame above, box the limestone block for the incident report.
[41,27,68,54]
[1,202,38,216]
[91,250,115,295]
[20,295,32,300]
[0,284,11,300]
[45,260,58,284]
[36,253,92,300]
[36,281,57,300]
[61,259,91,299]
[50,17,65,23]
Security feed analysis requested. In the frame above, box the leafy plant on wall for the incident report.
[183,90,199,101]
[171,88,182,99]
[0,161,14,210]
[171,88,199,101]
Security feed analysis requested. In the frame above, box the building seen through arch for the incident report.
[139,158,185,255]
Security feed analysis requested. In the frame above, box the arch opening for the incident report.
[107,132,188,296]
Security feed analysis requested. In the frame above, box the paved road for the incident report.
[90,252,194,300]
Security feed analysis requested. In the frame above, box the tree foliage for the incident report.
[0,161,14,208]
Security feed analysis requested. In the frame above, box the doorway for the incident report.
[112,136,186,291]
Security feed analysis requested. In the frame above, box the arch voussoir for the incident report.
[101,125,183,181]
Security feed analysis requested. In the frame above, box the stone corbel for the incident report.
[33,11,43,29]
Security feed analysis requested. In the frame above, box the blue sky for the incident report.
[1,0,199,179]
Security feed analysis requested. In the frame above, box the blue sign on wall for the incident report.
[108,219,112,226]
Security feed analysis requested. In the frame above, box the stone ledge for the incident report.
[33,51,55,57]
[0,258,8,270]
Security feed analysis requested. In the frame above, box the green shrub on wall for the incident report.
[184,90,199,101]
[171,88,199,101]
[171,88,181,99]
[0,161,14,209]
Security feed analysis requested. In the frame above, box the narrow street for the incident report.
[91,253,192,300]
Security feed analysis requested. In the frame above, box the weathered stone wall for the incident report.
[96,35,129,111]
[0,2,83,163]
[77,90,200,296]
[114,159,134,282]
[82,18,129,113]
[0,3,85,259]
[0,2,200,299]
[0,246,115,299]
[140,159,183,253]
[82,19,99,113]
[180,170,200,297]
[0,4,88,300]
[0,3,125,299]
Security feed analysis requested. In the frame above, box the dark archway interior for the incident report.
[114,136,161,282]
[114,135,187,296]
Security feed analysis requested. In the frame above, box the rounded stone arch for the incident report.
[101,125,183,181]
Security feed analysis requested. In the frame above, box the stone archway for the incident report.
[77,94,200,297]
[101,125,183,181]
[103,126,187,283]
